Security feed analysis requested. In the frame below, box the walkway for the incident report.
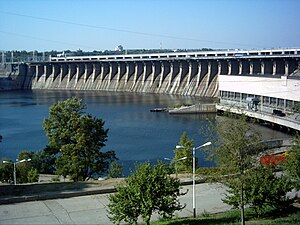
[0,183,230,225]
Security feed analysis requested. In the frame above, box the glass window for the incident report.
[270,97,276,106]
[263,96,269,105]
[286,100,294,109]
[242,93,247,100]
[277,98,284,108]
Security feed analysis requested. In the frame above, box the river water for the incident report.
[0,90,291,175]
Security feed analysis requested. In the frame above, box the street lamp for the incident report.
[176,141,212,218]
[3,158,31,185]
[164,156,187,178]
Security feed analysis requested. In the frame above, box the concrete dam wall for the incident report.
[23,60,219,97]
[2,48,300,97]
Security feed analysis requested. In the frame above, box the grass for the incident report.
[152,207,300,225]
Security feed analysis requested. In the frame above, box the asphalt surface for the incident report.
[0,183,230,225]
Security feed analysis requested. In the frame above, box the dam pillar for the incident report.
[117,62,126,82]
[249,60,261,75]
[272,61,277,75]
[133,61,144,86]
[273,60,285,75]
[142,62,152,85]
[75,63,85,86]
[167,62,174,87]
[44,64,52,82]
[92,63,100,82]
[187,60,198,84]
[50,64,58,82]
[83,63,93,83]
[218,60,228,75]
[285,60,298,75]
[108,62,118,85]
[100,62,109,81]
[196,61,208,85]
[67,63,76,84]
[35,64,44,82]
[238,60,249,75]
[179,60,189,82]
[159,61,170,87]
[125,62,135,84]
[59,63,68,83]
[151,61,161,85]
[228,60,239,75]
[261,60,272,75]
[207,61,218,82]
[170,61,180,85]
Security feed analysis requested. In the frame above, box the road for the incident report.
[0,183,230,225]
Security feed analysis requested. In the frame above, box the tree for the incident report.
[107,161,185,225]
[173,132,193,173]
[32,148,56,174]
[108,161,123,178]
[206,114,263,225]
[224,165,293,217]
[43,97,116,181]
[27,168,39,183]
[283,135,300,189]
[16,150,36,183]
[0,160,13,183]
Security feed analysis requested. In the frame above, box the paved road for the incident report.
[0,183,230,225]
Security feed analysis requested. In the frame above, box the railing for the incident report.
[50,48,300,62]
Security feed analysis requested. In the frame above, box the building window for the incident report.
[263,96,269,105]
[286,100,294,109]
[270,97,277,106]
[242,93,247,101]
[229,92,234,99]
[277,98,284,109]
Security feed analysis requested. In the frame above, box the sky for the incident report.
[0,0,299,52]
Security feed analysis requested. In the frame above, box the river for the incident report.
[0,90,291,175]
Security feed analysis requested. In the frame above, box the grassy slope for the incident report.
[152,208,300,225]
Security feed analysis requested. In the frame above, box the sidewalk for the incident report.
[0,182,230,225]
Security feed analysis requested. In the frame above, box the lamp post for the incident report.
[3,158,31,185]
[176,141,211,218]
[164,156,187,178]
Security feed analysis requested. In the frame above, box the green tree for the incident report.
[32,148,56,174]
[0,160,13,183]
[43,97,116,181]
[107,161,185,225]
[173,132,193,173]
[283,135,300,189]
[27,168,39,183]
[108,161,123,178]
[206,114,263,225]
[16,150,35,183]
[224,165,293,217]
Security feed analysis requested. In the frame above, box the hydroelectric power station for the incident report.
[1,48,300,130]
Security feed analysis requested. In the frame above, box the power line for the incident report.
[0,10,264,48]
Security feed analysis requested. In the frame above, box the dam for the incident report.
[2,48,299,97]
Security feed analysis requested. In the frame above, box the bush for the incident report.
[27,168,39,183]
